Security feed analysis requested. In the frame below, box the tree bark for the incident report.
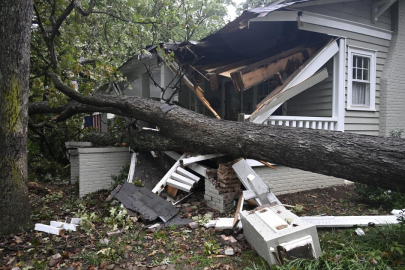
[0,0,33,235]
[31,82,405,192]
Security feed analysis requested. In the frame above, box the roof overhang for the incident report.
[249,10,393,40]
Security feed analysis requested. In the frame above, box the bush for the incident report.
[355,183,405,209]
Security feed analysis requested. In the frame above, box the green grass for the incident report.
[269,224,405,270]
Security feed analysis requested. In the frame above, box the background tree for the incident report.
[236,0,277,15]
[28,0,232,181]
[0,0,33,235]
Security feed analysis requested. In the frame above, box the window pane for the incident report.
[353,56,357,67]
[363,69,369,81]
[353,68,356,79]
[357,68,362,80]
[352,82,370,105]
[363,57,369,69]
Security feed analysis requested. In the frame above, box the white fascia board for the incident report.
[252,68,329,123]
[250,10,392,40]
[251,40,338,124]
[249,11,298,22]
[292,0,358,7]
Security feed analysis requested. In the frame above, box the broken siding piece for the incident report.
[171,172,196,186]
[166,179,192,192]
[181,153,225,166]
[152,153,187,194]
[301,216,400,228]
[35,224,61,235]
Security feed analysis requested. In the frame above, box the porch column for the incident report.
[333,38,346,132]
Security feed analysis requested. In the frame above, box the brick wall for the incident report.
[204,161,241,213]
[380,1,405,137]
[254,166,345,195]
[74,147,131,197]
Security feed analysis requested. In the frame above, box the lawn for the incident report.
[0,183,403,270]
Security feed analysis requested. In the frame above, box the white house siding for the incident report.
[254,165,345,195]
[295,0,391,30]
[287,59,333,117]
[255,1,393,194]
[379,1,405,137]
[76,148,131,197]
[296,3,392,136]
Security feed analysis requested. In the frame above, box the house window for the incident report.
[347,47,376,111]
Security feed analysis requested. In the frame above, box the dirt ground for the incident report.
[0,183,391,270]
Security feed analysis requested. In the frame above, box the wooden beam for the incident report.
[207,73,219,91]
[231,71,245,91]
[273,73,284,85]
[251,68,329,123]
[235,51,305,90]
[250,39,339,123]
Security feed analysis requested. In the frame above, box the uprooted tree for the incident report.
[1,0,405,235]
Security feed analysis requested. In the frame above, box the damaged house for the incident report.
[69,0,404,198]
[63,0,405,265]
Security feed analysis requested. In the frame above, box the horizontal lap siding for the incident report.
[287,60,333,117]
[297,0,391,30]
[78,149,131,197]
[296,1,392,136]
[255,166,345,195]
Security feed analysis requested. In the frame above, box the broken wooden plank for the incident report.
[166,62,221,119]
[273,72,284,85]
[301,216,400,228]
[176,167,200,182]
[181,154,225,166]
[233,194,244,228]
[163,151,208,177]
[152,153,187,194]
[166,179,192,192]
[207,73,219,91]
[230,71,246,91]
[50,221,77,231]
[171,172,196,186]
[166,185,178,197]
[233,51,307,90]
[250,39,338,124]
[251,68,329,123]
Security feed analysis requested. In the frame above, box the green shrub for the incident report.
[355,183,405,209]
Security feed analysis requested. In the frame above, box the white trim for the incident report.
[347,47,376,111]
[292,0,358,7]
[250,10,392,40]
[373,0,397,23]
[333,38,346,132]
[268,116,337,122]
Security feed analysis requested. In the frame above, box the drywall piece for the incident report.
[70,218,81,225]
[176,167,200,182]
[240,205,321,267]
[171,172,196,186]
[166,179,192,192]
[181,154,225,166]
[204,220,217,228]
[301,215,400,228]
[34,224,61,235]
[391,209,405,216]
[50,221,77,231]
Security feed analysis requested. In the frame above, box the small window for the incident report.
[347,47,376,111]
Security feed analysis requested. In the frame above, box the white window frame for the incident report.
[347,47,376,111]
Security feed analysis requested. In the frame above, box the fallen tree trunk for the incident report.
[30,76,405,192]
